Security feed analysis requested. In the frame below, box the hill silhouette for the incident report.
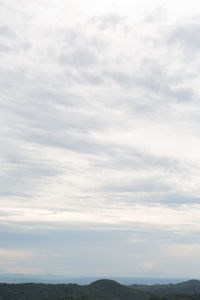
[0,279,149,300]
[1,279,200,300]
[131,279,200,295]
[88,279,149,299]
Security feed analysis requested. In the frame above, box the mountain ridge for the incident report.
[131,279,200,295]
[0,279,149,300]
[0,279,200,300]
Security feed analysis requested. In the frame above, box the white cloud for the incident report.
[1,0,200,277]
[164,243,200,257]
[0,249,33,258]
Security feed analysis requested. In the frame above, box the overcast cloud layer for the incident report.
[1,0,200,278]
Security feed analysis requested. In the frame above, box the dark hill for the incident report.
[131,279,200,295]
[1,279,200,300]
[0,279,149,300]
[89,279,149,300]
[90,279,122,288]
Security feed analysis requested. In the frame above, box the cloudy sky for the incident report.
[1,0,200,279]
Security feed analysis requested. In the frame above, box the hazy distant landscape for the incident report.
[0,274,187,285]
[1,279,200,300]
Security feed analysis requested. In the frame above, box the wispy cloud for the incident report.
[1,0,200,277]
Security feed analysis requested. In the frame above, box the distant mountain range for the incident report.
[1,278,200,300]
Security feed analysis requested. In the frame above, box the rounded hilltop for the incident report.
[90,279,122,288]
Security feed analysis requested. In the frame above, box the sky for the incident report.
[1,0,200,279]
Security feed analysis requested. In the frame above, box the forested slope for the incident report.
[1,279,200,300]
[0,279,149,300]
[131,280,200,295]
